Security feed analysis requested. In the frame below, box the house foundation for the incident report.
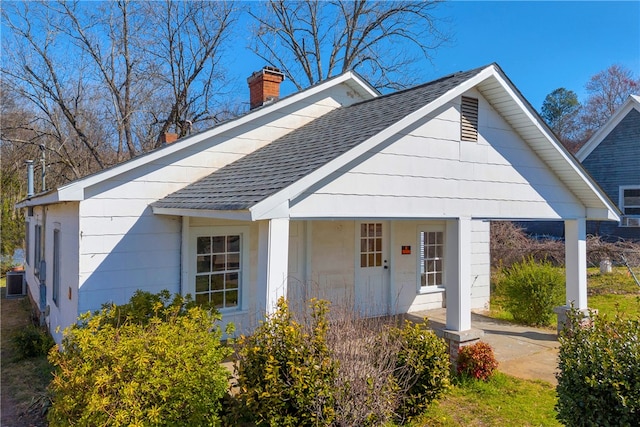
[442,328,484,369]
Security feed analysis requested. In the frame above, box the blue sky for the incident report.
[229,1,639,112]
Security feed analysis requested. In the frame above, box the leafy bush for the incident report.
[11,323,55,360]
[393,319,451,420]
[456,341,498,381]
[556,309,640,426]
[47,291,232,427]
[496,257,564,326]
[234,297,337,427]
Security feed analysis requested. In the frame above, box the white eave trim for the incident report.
[575,95,640,161]
[152,206,252,221]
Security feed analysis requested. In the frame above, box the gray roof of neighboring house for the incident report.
[152,66,486,211]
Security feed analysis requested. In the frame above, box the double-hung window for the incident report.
[419,229,445,289]
[195,234,241,309]
[620,187,640,227]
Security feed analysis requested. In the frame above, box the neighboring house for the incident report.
[576,95,640,240]
[17,64,618,351]
[520,95,640,242]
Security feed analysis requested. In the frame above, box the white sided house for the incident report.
[18,64,619,348]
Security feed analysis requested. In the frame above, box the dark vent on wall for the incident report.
[461,96,479,141]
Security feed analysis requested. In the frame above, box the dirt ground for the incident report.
[1,293,48,427]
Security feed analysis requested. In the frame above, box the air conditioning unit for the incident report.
[6,271,26,297]
[621,217,640,227]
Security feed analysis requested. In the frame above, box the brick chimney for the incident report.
[247,66,285,110]
[159,132,178,145]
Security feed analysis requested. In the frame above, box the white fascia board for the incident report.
[152,206,252,221]
[23,72,380,208]
[488,67,620,219]
[576,96,640,161]
[586,207,620,222]
[250,67,496,220]
[15,191,61,208]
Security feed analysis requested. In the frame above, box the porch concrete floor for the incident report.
[407,308,560,385]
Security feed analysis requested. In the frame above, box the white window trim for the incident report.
[416,225,446,294]
[619,185,640,227]
[188,225,250,313]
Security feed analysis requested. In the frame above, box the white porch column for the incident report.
[257,218,290,314]
[446,217,472,331]
[564,218,587,309]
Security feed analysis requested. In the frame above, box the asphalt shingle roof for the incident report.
[152,66,486,211]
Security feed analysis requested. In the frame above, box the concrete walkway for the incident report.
[407,308,560,385]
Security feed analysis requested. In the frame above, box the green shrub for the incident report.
[11,323,55,360]
[497,257,564,326]
[47,291,232,427]
[556,309,640,426]
[234,297,337,427]
[392,319,451,420]
[456,341,498,381]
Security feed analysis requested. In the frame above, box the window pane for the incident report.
[626,207,640,215]
[436,245,443,258]
[375,253,382,266]
[436,232,443,244]
[197,237,211,254]
[227,253,240,270]
[375,238,381,252]
[212,254,225,271]
[195,293,209,305]
[226,272,239,289]
[195,275,209,292]
[212,236,225,253]
[428,232,435,244]
[435,272,443,285]
[211,274,224,290]
[212,292,224,309]
[368,253,374,266]
[368,223,375,236]
[368,239,375,251]
[361,224,367,237]
[375,223,382,237]
[227,235,240,252]
[361,254,367,267]
[226,290,238,307]
[360,239,367,252]
[197,255,211,273]
[428,246,436,258]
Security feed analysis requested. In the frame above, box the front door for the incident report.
[355,221,389,316]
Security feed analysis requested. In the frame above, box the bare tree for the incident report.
[146,0,237,146]
[2,1,109,172]
[580,64,640,137]
[248,0,450,90]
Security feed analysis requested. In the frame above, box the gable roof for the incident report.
[16,70,379,208]
[575,95,640,162]
[153,63,619,222]
[152,66,486,213]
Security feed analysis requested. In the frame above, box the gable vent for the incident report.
[460,96,479,141]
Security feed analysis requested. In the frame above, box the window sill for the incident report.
[418,286,445,295]
[218,309,250,317]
